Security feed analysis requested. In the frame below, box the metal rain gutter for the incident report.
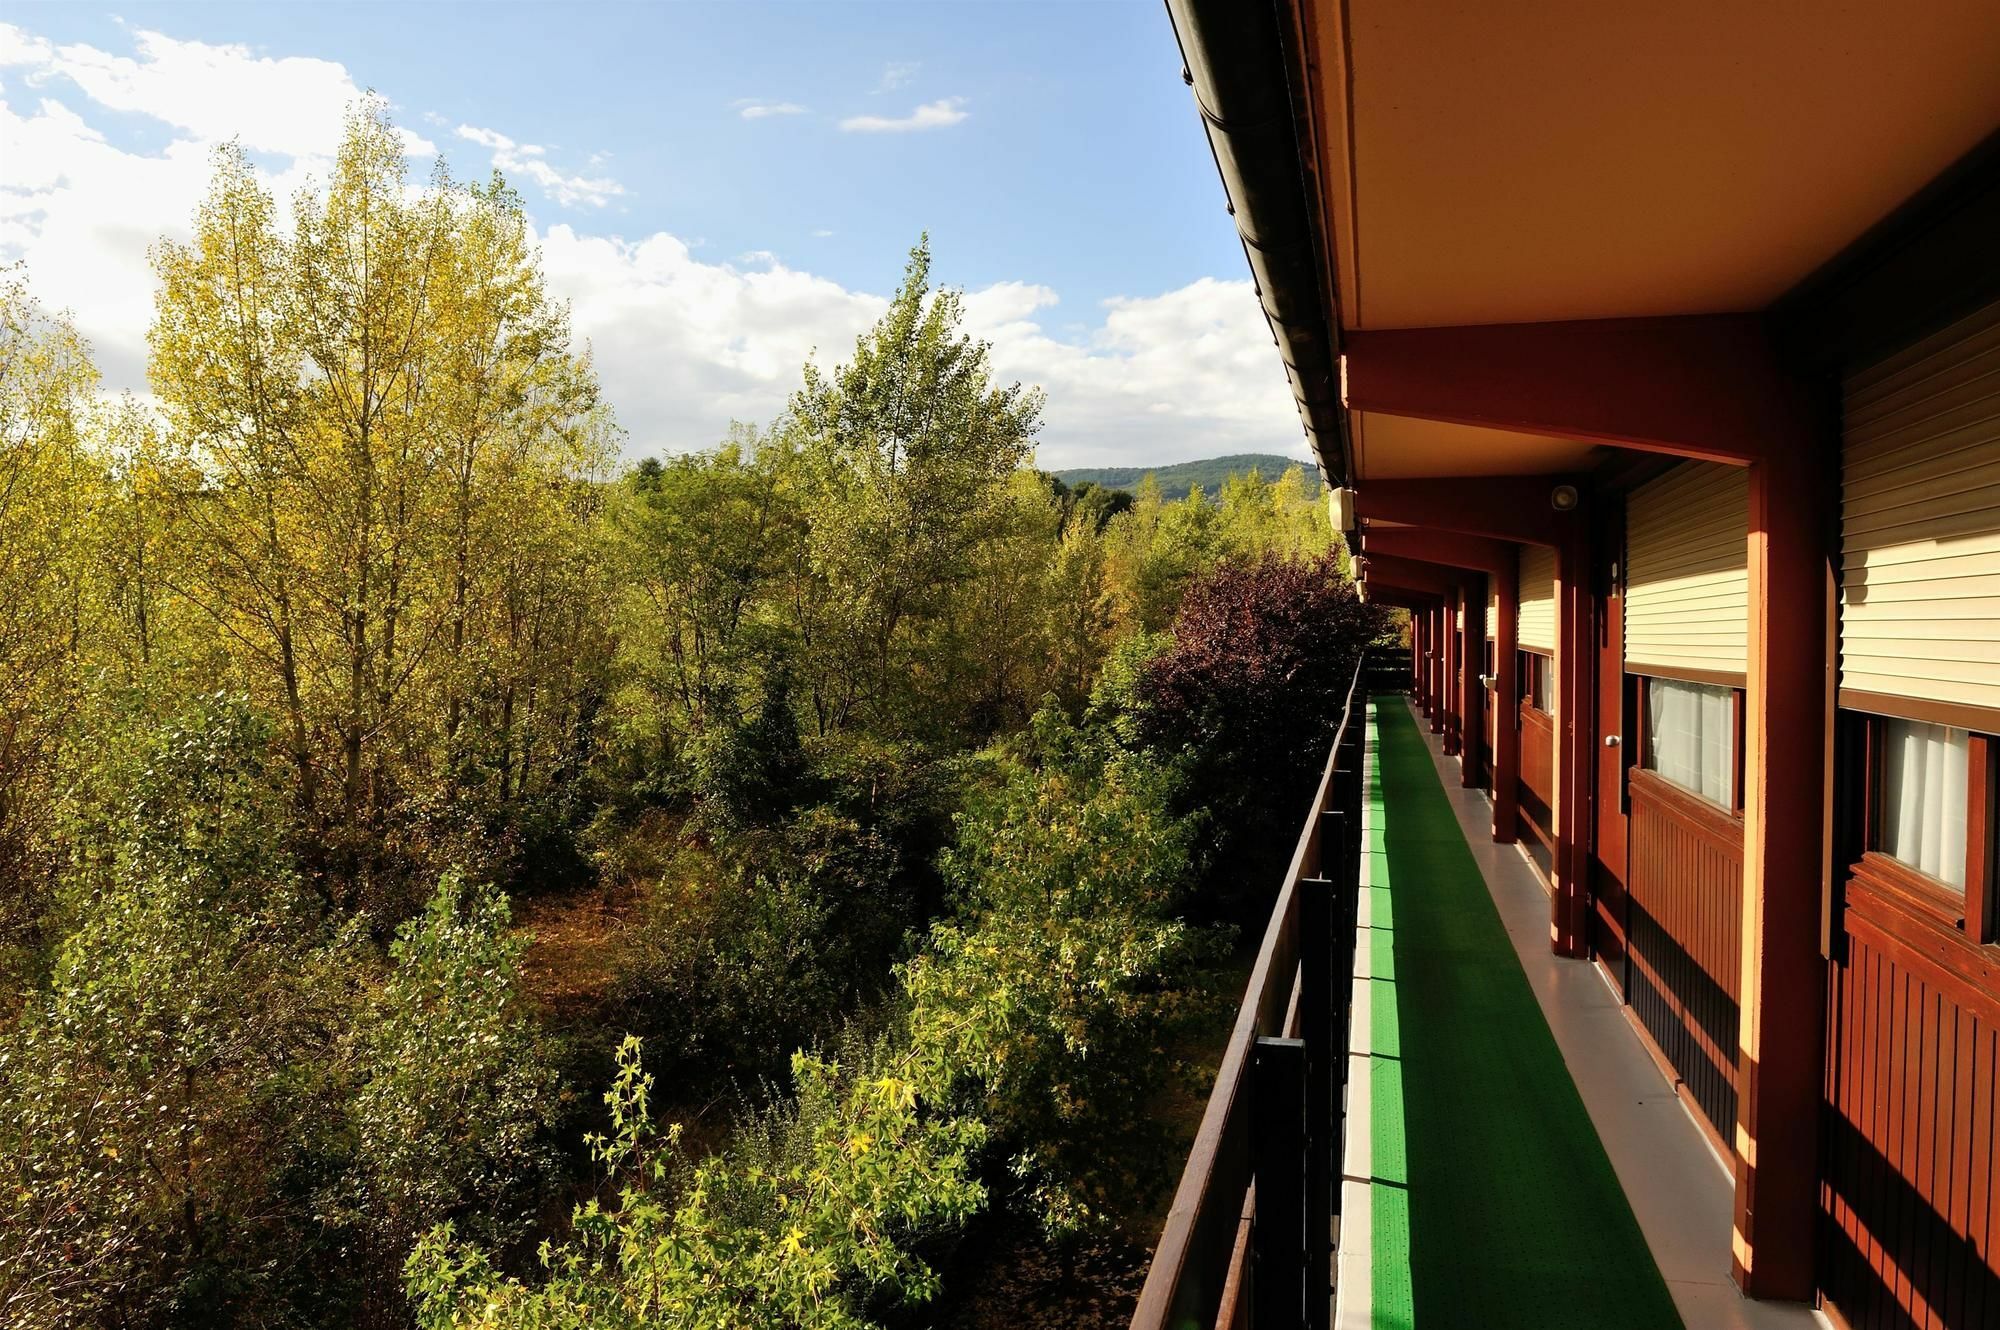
[1165,0,1347,486]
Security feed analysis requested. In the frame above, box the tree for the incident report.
[605,429,796,775]
[1217,464,1334,563]
[0,274,104,973]
[942,470,1065,736]
[784,239,1043,738]
[147,104,613,905]
[1040,516,1118,714]
[1134,551,1386,914]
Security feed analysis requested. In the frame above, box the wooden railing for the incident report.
[1131,653,1372,1330]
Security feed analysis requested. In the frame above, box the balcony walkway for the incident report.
[1337,696,1826,1330]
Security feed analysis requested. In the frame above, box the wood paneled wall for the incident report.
[1822,862,2000,1330]
[1627,768,1744,1151]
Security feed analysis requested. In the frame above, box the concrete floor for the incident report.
[1385,695,1827,1330]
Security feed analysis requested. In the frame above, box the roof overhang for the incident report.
[1172,0,2000,486]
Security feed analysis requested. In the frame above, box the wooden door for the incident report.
[1592,504,1632,990]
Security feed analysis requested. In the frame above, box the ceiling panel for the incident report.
[1312,0,2000,331]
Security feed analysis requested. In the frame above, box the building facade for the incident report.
[1167,1,2000,1323]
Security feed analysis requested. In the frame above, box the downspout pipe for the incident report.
[1165,0,1347,485]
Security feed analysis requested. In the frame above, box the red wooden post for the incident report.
[1409,610,1421,694]
[1733,441,1831,1299]
[1493,555,1520,844]
[1428,604,1444,735]
[1552,523,1593,958]
[1443,588,1462,755]
[1462,579,1486,788]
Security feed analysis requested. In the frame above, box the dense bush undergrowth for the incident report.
[0,102,1389,1329]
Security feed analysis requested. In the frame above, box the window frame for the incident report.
[1518,649,1553,716]
[1850,711,1999,944]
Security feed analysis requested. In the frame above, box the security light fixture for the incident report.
[1550,483,1580,512]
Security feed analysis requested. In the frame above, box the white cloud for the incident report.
[541,227,889,453]
[839,97,968,134]
[873,61,919,94]
[453,123,621,209]
[0,19,1303,469]
[0,89,325,387]
[546,238,1301,466]
[732,98,805,119]
[0,23,432,158]
[811,228,835,238]
[959,277,1306,467]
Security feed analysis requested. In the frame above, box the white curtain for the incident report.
[1646,679,1735,807]
[1880,718,1969,887]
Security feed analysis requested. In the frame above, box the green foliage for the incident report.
[616,743,948,1075]
[0,696,356,1329]
[404,1035,986,1330]
[605,430,797,780]
[0,272,107,990]
[784,238,1044,739]
[342,873,563,1267]
[903,706,1225,1237]
[147,103,614,911]
[1,99,1379,1330]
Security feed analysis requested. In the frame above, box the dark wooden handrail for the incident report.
[1131,653,1372,1330]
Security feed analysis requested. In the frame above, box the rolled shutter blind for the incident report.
[1518,544,1555,652]
[1841,297,2000,719]
[1625,461,1748,680]
[1486,576,1497,641]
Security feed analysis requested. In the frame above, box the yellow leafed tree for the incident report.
[147,103,615,904]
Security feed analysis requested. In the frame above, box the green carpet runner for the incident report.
[1362,698,1682,1329]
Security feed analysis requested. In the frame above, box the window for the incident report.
[1642,678,1738,809]
[1845,711,1998,941]
[1518,650,1552,713]
[1877,718,1970,888]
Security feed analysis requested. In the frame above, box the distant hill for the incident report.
[1050,452,1321,498]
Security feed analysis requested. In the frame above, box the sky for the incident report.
[0,1,1308,469]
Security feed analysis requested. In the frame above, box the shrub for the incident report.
[1134,550,1386,915]
[903,705,1225,1237]
[614,734,957,1077]
[0,697,356,1329]
[339,873,563,1292]
[404,1035,986,1330]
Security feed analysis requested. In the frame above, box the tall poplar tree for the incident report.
[148,103,613,901]
[785,239,1044,737]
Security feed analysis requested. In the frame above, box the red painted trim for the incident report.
[1838,687,2000,740]
[1845,858,2000,1029]
[1967,736,1996,946]
[1342,316,1802,465]
[1361,554,1460,600]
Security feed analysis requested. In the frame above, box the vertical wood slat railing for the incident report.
[1130,652,1373,1330]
